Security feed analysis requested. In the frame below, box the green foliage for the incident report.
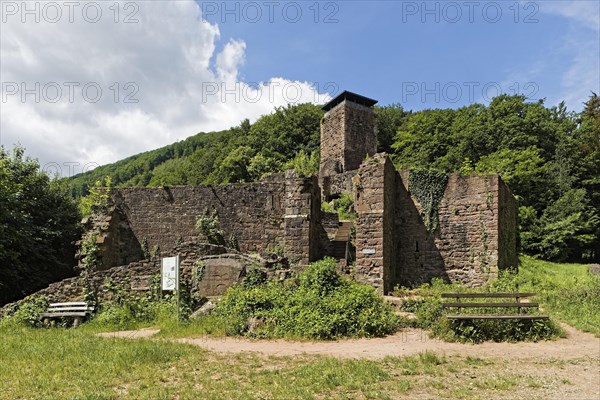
[227,233,239,251]
[192,261,206,288]
[285,150,319,178]
[524,189,600,261]
[374,104,410,153]
[151,245,161,258]
[242,268,267,288]
[195,209,225,245]
[214,258,399,339]
[394,274,564,343]
[93,276,177,330]
[391,94,598,261]
[80,233,101,270]
[443,318,562,344]
[408,170,448,232]
[517,256,600,336]
[321,192,356,221]
[67,103,324,192]
[2,296,49,327]
[141,237,150,259]
[0,145,81,305]
[78,176,112,217]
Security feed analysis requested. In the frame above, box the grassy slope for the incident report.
[517,256,599,336]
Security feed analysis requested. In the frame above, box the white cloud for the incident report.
[541,2,600,32]
[539,1,600,109]
[0,0,330,173]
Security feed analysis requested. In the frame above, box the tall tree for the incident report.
[0,146,81,305]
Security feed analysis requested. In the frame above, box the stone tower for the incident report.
[319,91,378,177]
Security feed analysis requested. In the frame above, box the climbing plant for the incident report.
[80,233,101,270]
[195,209,225,245]
[408,170,449,232]
[79,176,112,217]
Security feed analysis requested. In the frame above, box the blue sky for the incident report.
[205,0,599,109]
[1,1,598,170]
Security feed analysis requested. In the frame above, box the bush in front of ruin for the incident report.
[213,257,399,339]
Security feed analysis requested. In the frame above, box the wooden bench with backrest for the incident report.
[441,292,548,320]
[39,302,93,327]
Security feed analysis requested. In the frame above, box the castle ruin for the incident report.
[6,91,518,307]
[73,91,517,294]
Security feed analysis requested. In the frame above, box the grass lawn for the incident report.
[1,256,597,399]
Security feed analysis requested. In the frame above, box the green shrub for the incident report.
[214,258,399,339]
[321,192,356,221]
[243,268,267,288]
[2,296,49,327]
[195,209,225,245]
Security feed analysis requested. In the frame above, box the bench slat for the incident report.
[440,293,536,299]
[445,314,549,320]
[442,302,539,308]
[49,302,88,307]
[46,307,93,312]
[39,312,90,318]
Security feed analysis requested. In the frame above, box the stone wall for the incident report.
[95,172,320,269]
[319,170,355,201]
[1,242,293,313]
[396,172,512,287]
[498,179,519,271]
[343,101,377,172]
[353,154,395,292]
[353,154,518,292]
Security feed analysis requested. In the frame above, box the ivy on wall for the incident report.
[408,170,449,232]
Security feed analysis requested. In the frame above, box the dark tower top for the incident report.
[322,91,378,111]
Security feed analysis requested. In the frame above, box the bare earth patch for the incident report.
[96,327,160,339]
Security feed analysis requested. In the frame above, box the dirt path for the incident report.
[97,324,599,399]
[174,324,599,361]
[97,324,599,361]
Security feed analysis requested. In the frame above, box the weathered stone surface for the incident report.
[190,301,216,318]
[353,154,518,293]
[319,99,377,199]
[197,257,246,297]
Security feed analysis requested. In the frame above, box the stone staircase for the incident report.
[332,221,353,261]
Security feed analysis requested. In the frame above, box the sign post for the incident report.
[161,255,180,321]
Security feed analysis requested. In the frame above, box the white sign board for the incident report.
[161,255,179,291]
[362,249,376,254]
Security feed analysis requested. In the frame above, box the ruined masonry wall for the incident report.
[354,155,517,293]
[107,172,319,268]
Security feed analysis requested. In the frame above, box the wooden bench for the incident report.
[441,293,549,320]
[39,302,93,327]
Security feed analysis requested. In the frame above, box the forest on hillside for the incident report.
[1,94,598,304]
[68,94,600,263]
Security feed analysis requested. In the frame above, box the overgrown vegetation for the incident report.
[407,170,449,232]
[391,255,600,342]
[195,209,225,245]
[213,258,398,339]
[0,146,81,306]
[321,192,356,221]
[78,176,112,217]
